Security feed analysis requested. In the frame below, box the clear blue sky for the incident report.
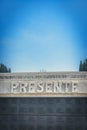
[0,0,87,72]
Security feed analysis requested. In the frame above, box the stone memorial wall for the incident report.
[0,72,87,130]
[0,72,87,96]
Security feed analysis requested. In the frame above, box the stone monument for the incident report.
[0,72,87,130]
[0,72,87,97]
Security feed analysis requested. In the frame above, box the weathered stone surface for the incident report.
[0,72,87,96]
[0,97,87,130]
[0,72,87,129]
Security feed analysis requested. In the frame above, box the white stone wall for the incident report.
[0,72,87,96]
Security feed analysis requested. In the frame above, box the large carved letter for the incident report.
[11,82,19,93]
[61,82,66,93]
[66,82,72,93]
[36,82,44,93]
[54,82,61,93]
[72,81,78,93]
[46,82,53,93]
[20,82,28,93]
[29,82,36,93]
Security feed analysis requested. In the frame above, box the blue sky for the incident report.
[0,0,87,72]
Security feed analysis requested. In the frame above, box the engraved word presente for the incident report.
[11,81,78,93]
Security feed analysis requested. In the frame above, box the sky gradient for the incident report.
[0,0,87,72]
